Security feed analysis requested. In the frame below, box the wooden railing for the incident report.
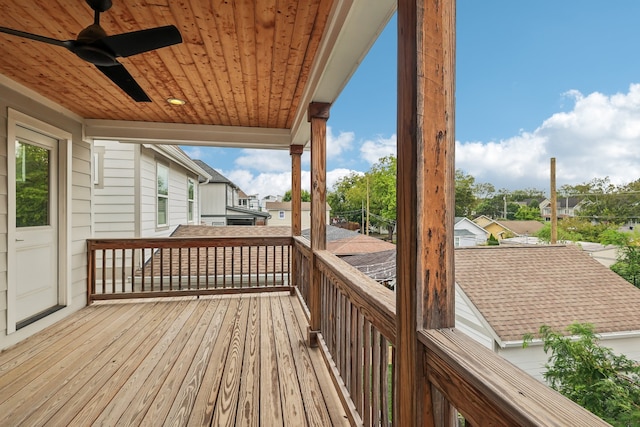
[87,236,292,303]
[314,250,396,426]
[290,241,611,427]
[292,236,312,316]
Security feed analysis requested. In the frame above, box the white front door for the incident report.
[13,126,59,325]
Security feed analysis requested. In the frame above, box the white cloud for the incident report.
[327,126,355,160]
[360,134,397,164]
[234,149,291,172]
[223,167,361,199]
[457,84,640,190]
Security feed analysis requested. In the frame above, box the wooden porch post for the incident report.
[290,144,304,293]
[396,0,456,426]
[290,145,305,236]
[308,102,330,347]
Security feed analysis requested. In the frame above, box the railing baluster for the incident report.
[187,247,192,289]
[272,245,276,286]
[380,337,390,426]
[169,247,173,291]
[239,245,243,288]
[205,247,209,289]
[150,247,154,290]
[111,249,116,293]
[214,246,219,288]
[178,247,183,290]
[100,249,106,294]
[196,247,201,289]
[363,319,371,426]
[141,248,145,292]
[223,247,226,288]
[130,248,136,293]
[159,248,164,291]
[372,328,381,426]
[353,307,362,415]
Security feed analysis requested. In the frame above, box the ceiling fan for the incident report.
[0,0,182,102]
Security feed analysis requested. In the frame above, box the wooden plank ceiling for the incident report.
[0,0,333,130]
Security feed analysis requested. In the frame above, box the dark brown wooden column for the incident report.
[396,0,456,426]
[290,145,305,236]
[308,102,330,347]
[290,144,304,294]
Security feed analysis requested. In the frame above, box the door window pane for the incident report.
[16,141,50,227]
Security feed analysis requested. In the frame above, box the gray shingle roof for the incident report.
[455,245,640,342]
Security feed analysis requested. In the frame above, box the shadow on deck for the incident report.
[0,293,349,426]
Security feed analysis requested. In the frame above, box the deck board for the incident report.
[0,293,349,426]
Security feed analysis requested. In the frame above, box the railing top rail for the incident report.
[314,249,396,344]
[419,328,611,427]
[87,236,294,250]
[292,236,311,256]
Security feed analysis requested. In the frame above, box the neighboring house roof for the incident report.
[192,159,238,187]
[171,224,292,238]
[340,249,396,282]
[540,197,584,209]
[302,225,396,255]
[226,206,269,218]
[266,201,331,211]
[472,215,494,227]
[147,145,212,180]
[455,217,489,236]
[496,220,544,236]
[474,217,544,237]
[455,245,640,344]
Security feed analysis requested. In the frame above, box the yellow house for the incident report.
[473,216,544,240]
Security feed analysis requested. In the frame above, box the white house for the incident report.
[266,201,330,229]
[93,141,210,238]
[454,216,488,246]
[193,159,269,226]
[455,245,640,381]
[540,197,586,221]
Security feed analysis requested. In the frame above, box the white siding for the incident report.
[139,146,199,237]
[200,183,228,225]
[0,83,91,350]
[499,335,640,382]
[93,140,136,237]
[454,218,488,244]
[455,286,495,350]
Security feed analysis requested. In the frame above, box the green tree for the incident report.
[535,217,619,243]
[327,171,366,223]
[283,189,311,202]
[597,228,640,288]
[514,204,543,220]
[455,169,477,217]
[525,323,640,426]
[327,157,397,238]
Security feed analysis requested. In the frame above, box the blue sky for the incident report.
[184,1,640,198]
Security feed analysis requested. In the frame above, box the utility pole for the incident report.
[366,176,370,236]
[503,195,507,219]
[551,157,558,244]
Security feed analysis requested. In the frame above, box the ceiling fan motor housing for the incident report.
[73,24,117,66]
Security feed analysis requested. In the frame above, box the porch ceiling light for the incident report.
[167,97,186,106]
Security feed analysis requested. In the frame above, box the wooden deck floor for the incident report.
[0,293,349,426]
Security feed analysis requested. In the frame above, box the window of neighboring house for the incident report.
[279,211,285,219]
[187,178,195,222]
[454,236,461,247]
[157,163,169,227]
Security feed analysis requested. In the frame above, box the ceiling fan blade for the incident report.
[0,26,72,48]
[100,25,182,58]
[96,62,151,102]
